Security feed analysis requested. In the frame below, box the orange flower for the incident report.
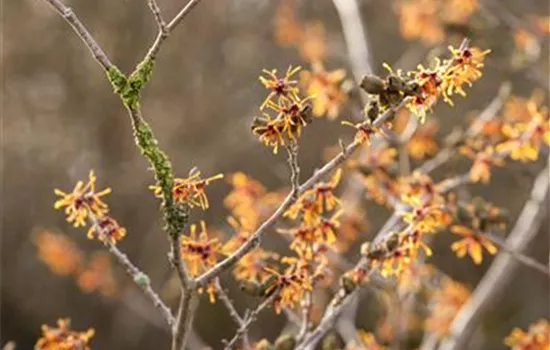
[395,0,444,45]
[400,195,448,233]
[181,221,221,278]
[504,319,550,350]
[274,0,303,47]
[299,22,327,63]
[181,221,221,303]
[461,142,504,183]
[54,170,111,227]
[300,62,347,119]
[35,318,95,350]
[425,278,470,336]
[33,230,83,276]
[263,261,312,313]
[150,169,223,210]
[407,120,440,159]
[450,225,498,264]
[342,119,384,145]
[232,248,278,283]
[77,251,117,297]
[87,215,127,244]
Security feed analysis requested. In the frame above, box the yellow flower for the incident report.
[259,66,301,110]
[54,170,111,227]
[300,62,347,119]
[450,225,498,264]
[150,169,223,210]
[35,318,95,350]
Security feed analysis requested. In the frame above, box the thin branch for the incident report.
[172,289,198,350]
[144,0,204,62]
[438,164,549,350]
[215,279,250,349]
[88,216,175,327]
[223,292,280,350]
[41,0,113,70]
[147,0,167,30]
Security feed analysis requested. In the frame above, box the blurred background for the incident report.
[1,0,549,349]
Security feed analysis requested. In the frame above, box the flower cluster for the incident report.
[252,66,313,153]
[406,46,490,121]
[459,92,549,183]
[35,318,95,350]
[54,171,126,244]
[150,168,223,210]
[504,319,550,350]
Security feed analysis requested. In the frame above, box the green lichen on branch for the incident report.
[133,119,188,237]
[106,58,155,109]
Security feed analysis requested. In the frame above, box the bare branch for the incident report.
[482,232,550,277]
[41,0,113,70]
[215,279,250,349]
[147,0,167,30]
[438,164,549,350]
[223,292,280,350]
[172,290,199,350]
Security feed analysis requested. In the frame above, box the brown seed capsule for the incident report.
[360,74,386,95]
[387,75,407,93]
[385,232,400,252]
[365,100,380,122]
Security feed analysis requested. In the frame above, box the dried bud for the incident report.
[387,75,407,93]
[360,74,386,95]
[385,232,400,252]
[365,100,380,123]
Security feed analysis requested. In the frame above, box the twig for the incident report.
[438,163,549,350]
[88,216,175,327]
[215,279,250,349]
[147,0,167,30]
[144,0,204,62]
[482,232,550,277]
[223,292,280,350]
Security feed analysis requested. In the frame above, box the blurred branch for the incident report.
[223,291,281,350]
[482,232,550,277]
[215,279,250,349]
[332,0,373,81]
[438,163,549,350]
